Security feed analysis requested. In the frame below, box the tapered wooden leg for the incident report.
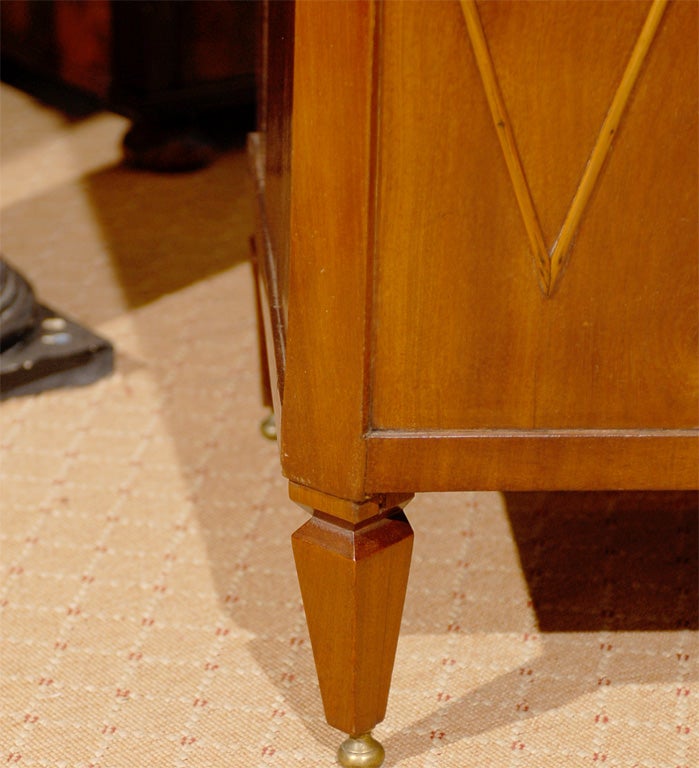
[291,489,414,765]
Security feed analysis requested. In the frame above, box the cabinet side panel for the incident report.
[372,0,539,430]
[532,0,698,428]
[371,0,698,431]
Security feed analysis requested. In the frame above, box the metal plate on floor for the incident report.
[0,304,113,399]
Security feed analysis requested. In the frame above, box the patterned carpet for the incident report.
[1,80,697,768]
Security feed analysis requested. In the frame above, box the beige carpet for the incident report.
[1,80,697,768]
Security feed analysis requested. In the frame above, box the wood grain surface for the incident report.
[292,507,414,735]
[281,0,377,500]
[371,0,697,436]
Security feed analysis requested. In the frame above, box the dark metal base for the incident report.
[0,260,113,400]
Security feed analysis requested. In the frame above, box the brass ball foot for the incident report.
[260,411,277,441]
[337,732,385,767]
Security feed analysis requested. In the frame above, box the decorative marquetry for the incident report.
[460,0,669,296]
[371,0,697,433]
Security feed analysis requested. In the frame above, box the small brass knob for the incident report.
[260,411,277,441]
[337,732,385,767]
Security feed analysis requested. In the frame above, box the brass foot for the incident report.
[337,732,385,768]
[260,411,277,441]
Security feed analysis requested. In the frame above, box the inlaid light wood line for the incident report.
[367,428,698,439]
[459,0,551,293]
[460,0,668,296]
[548,0,669,293]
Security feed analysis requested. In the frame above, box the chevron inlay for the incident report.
[459,0,668,296]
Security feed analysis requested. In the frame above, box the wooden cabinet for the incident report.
[250,1,698,764]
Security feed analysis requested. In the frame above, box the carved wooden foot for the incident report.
[291,487,414,765]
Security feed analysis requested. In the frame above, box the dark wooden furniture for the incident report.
[250,1,698,764]
[1,0,256,169]
[1,0,256,111]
